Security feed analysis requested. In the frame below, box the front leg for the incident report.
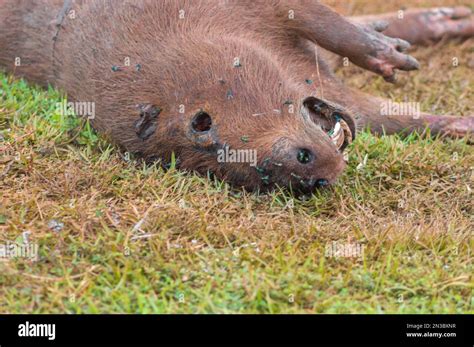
[274,0,419,81]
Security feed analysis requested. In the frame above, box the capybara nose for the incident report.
[307,178,330,192]
[294,177,330,195]
[316,179,329,187]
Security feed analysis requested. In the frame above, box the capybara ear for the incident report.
[186,110,219,149]
[301,96,356,142]
[134,104,161,141]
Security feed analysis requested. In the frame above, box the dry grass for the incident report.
[0,0,473,313]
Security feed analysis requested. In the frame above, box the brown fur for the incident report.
[1,0,472,193]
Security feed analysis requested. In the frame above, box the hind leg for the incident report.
[341,90,474,140]
[351,6,474,45]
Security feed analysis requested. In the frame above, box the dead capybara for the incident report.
[1,0,473,194]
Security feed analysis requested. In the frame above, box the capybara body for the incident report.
[1,0,473,193]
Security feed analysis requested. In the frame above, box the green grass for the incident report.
[0,36,473,313]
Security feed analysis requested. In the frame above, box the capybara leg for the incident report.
[351,7,474,46]
[372,113,474,140]
[274,0,419,81]
[351,94,474,140]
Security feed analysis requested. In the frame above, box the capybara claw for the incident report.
[359,24,420,80]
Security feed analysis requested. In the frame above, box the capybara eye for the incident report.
[296,148,313,164]
[191,111,212,132]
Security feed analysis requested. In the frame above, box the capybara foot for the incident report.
[352,6,474,46]
[357,24,420,82]
[441,116,474,140]
[407,7,474,44]
[370,6,474,45]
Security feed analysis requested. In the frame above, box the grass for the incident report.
[0,1,473,314]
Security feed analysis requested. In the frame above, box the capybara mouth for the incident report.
[301,96,356,159]
[325,115,354,155]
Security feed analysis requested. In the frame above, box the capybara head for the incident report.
[106,38,356,194]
